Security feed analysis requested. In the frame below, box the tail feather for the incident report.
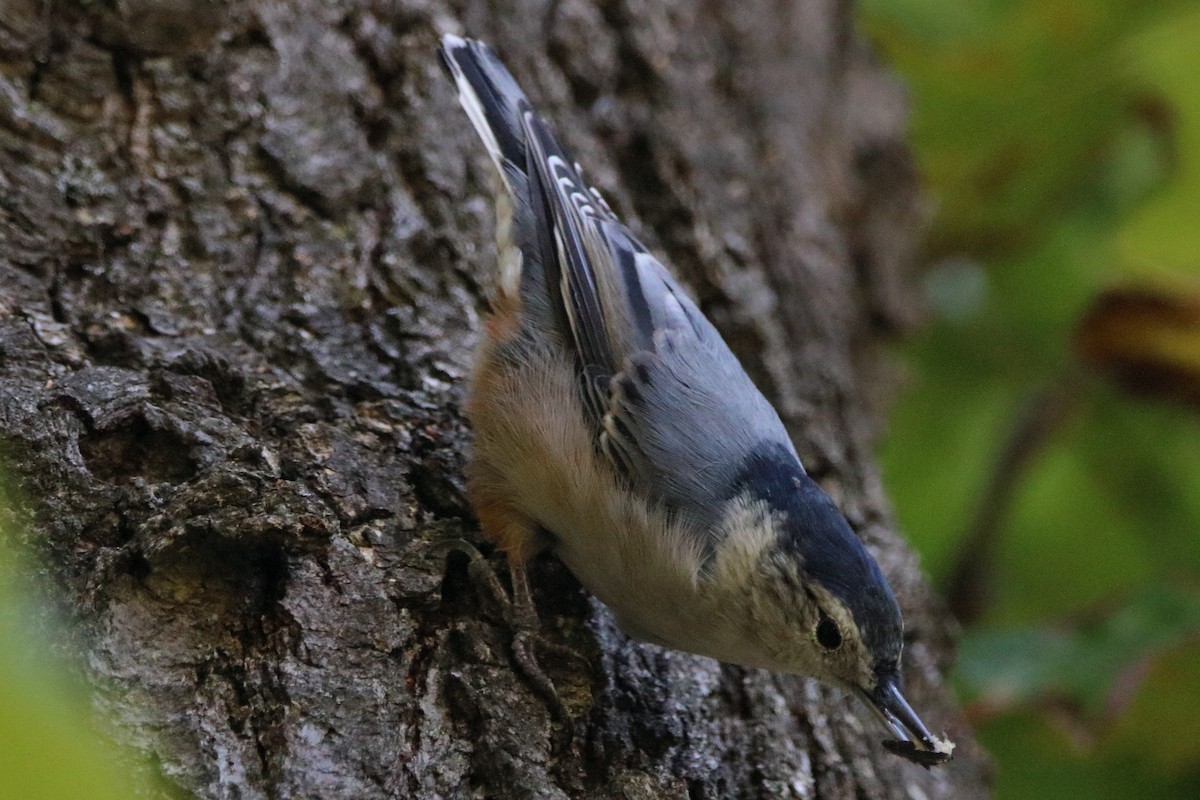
[438,35,530,188]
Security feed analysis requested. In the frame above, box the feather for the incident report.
[441,35,799,535]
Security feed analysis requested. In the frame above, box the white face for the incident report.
[747,569,879,689]
[620,561,877,689]
[611,498,883,688]
[772,575,878,690]
[549,484,885,691]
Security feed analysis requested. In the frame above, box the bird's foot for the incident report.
[437,538,586,746]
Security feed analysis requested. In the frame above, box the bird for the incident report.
[437,33,953,766]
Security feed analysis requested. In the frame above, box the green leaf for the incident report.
[0,501,156,800]
[956,584,1200,711]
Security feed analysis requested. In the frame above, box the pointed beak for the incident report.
[857,673,954,766]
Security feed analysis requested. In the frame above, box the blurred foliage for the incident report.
[859,0,1200,797]
[0,499,151,800]
[956,584,1200,714]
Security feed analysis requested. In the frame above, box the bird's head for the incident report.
[717,445,953,764]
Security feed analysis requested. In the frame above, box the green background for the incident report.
[860,0,1200,797]
[0,506,151,800]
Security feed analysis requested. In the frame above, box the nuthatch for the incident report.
[439,34,954,766]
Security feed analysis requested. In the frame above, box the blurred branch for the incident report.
[945,378,1079,624]
[953,280,1200,624]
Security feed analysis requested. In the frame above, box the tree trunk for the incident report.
[0,0,990,797]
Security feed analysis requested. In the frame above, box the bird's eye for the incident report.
[815,615,842,650]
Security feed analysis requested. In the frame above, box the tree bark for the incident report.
[0,0,991,798]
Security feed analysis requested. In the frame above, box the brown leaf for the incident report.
[1075,285,1200,407]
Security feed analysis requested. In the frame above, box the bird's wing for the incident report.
[443,34,801,529]
[522,111,798,526]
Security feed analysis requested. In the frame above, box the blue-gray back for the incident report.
[441,35,800,531]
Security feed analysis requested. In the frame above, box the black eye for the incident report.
[816,615,842,650]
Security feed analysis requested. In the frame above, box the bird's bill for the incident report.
[857,677,954,765]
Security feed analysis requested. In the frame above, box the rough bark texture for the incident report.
[0,1,991,798]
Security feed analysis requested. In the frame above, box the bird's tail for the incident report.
[439,34,574,333]
[438,35,530,190]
